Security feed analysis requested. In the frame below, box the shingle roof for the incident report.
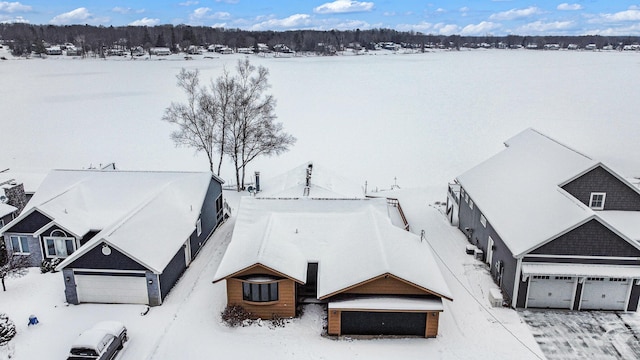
[214,197,453,300]
[456,128,640,257]
[1,170,217,273]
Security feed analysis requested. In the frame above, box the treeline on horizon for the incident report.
[2,23,640,54]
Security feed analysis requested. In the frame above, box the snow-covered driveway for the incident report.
[520,310,640,359]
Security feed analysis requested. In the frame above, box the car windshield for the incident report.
[69,348,99,356]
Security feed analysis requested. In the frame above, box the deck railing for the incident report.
[387,197,410,231]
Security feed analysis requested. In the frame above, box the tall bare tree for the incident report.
[224,58,296,190]
[163,59,295,189]
[163,68,220,174]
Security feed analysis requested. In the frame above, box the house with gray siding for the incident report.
[447,129,640,311]
[1,170,225,306]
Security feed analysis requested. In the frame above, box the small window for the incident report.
[464,193,469,203]
[10,235,30,254]
[589,192,606,210]
[242,280,279,302]
[480,214,487,227]
[469,199,474,210]
[196,218,202,236]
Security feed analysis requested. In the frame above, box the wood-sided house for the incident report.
[214,163,452,338]
[1,170,225,306]
[447,129,640,311]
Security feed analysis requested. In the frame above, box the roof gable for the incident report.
[256,162,364,199]
[456,129,601,256]
[320,273,453,301]
[214,197,453,300]
[561,164,640,211]
[65,241,149,271]
[49,170,215,272]
[1,209,52,234]
[529,218,640,257]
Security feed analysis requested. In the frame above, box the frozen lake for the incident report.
[2,49,640,191]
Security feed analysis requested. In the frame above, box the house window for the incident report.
[589,192,606,210]
[469,199,474,210]
[44,236,76,258]
[242,280,279,302]
[0,219,4,228]
[196,218,202,236]
[480,214,487,227]
[10,235,30,254]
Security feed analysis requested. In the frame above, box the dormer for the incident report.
[561,164,640,211]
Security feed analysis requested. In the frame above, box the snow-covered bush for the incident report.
[40,258,61,273]
[221,305,252,327]
[0,313,16,346]
[269,314,288,328]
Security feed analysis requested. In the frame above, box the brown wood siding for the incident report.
[426,312,439,338]
[232,264,290,279]
[343,275,429,295]
[227,278,296,319]
[328,309,341,336]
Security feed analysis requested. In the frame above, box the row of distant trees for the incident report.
[2,23,640,56]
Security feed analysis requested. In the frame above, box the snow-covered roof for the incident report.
[0,171,47,194]
[256,162,364,199]
[522,263,640,278]
[1,170,217,273]
[456,128,640,256]
[328,296,444,311]
[597,211,640,242]
[0,202,17,218]
[214,197,452,300]
[71,328,111,351]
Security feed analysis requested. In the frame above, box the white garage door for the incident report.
[527,275,576,309]
[580,277,630,311]
[76,273,149,304]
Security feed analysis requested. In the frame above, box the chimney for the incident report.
[255,171,261,192]
[4,182,27,214]
[306,163,313,187]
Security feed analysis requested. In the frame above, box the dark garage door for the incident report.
[341,311,426,336]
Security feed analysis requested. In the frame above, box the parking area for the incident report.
[520,310,640,359]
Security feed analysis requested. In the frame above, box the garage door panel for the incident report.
[527,276,576,309]
[580,278,630,311]
[341,311,426,336]
[76,274,149,304]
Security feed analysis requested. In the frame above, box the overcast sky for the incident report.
[1,1,640,36]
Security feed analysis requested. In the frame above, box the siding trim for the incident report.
[318,272,453,301]
[512,257,522,308]
[525,254,640,261]
[213,263,303,285]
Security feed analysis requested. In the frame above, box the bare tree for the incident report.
[163,68,220,174]
[225,58,295,190]
[163,60,295,189]
[1,255,29,292]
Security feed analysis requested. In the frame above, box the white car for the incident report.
[67,321,128,360]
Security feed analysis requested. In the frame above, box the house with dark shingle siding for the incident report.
[447,129,640,311]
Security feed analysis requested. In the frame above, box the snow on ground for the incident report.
[1,48,640,191]
[2,47,640,359]
[1,188,544,360]
[520,310,640,359]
